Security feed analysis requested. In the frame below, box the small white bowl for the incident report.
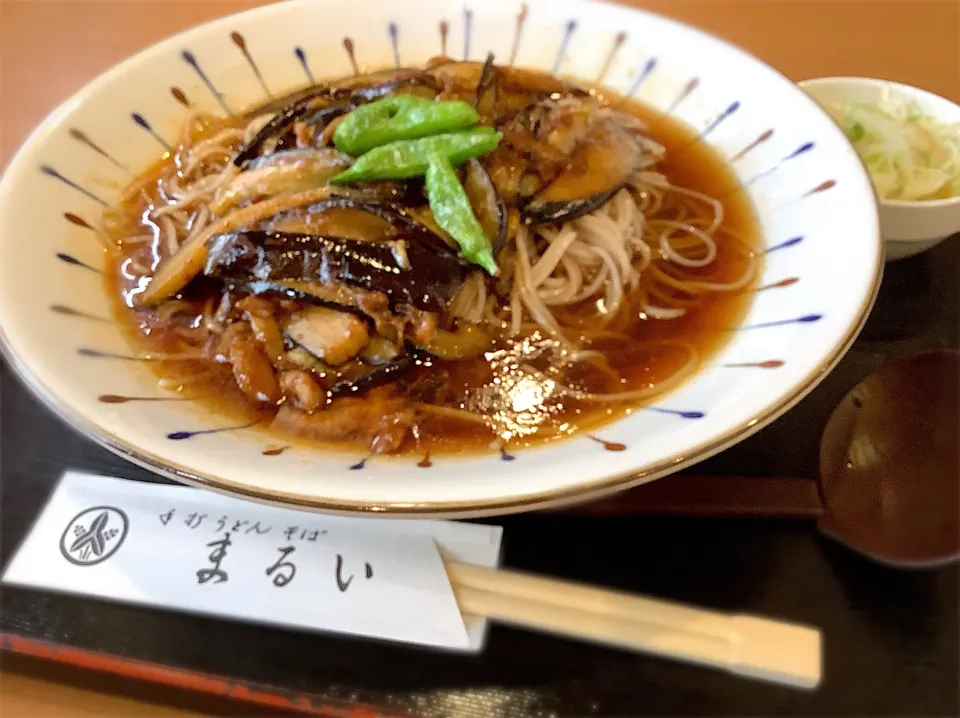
[800,77,960,261]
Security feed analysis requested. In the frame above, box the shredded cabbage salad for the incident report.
[827,88,960,201]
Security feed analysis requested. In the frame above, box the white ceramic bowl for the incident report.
[800,76,960,261]
[0,0,882,516]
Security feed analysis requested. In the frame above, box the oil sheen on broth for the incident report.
[104,60,761,456]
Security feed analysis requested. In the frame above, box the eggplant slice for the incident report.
[264,195,456,254]
[417,323,493,360]
[244,69,439,118]
[474,53,500,120]
[327,355,413,399]
[523,119,644,224]
[236,70,442,165]
[463,159,508,255]
[430,61,587,107]
[204,230,465,312]
[234,93,345,166]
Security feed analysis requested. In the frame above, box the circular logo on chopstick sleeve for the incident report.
[59,506,129,566]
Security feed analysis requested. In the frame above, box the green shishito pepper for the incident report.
[330,127,502,184]
[334,96,480,156]
[425,151,498,276]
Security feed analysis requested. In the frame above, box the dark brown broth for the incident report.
[105,95,760,455]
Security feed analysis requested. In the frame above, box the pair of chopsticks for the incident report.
[445,558,821,690]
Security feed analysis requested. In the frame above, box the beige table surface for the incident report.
[0,0,957,714]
